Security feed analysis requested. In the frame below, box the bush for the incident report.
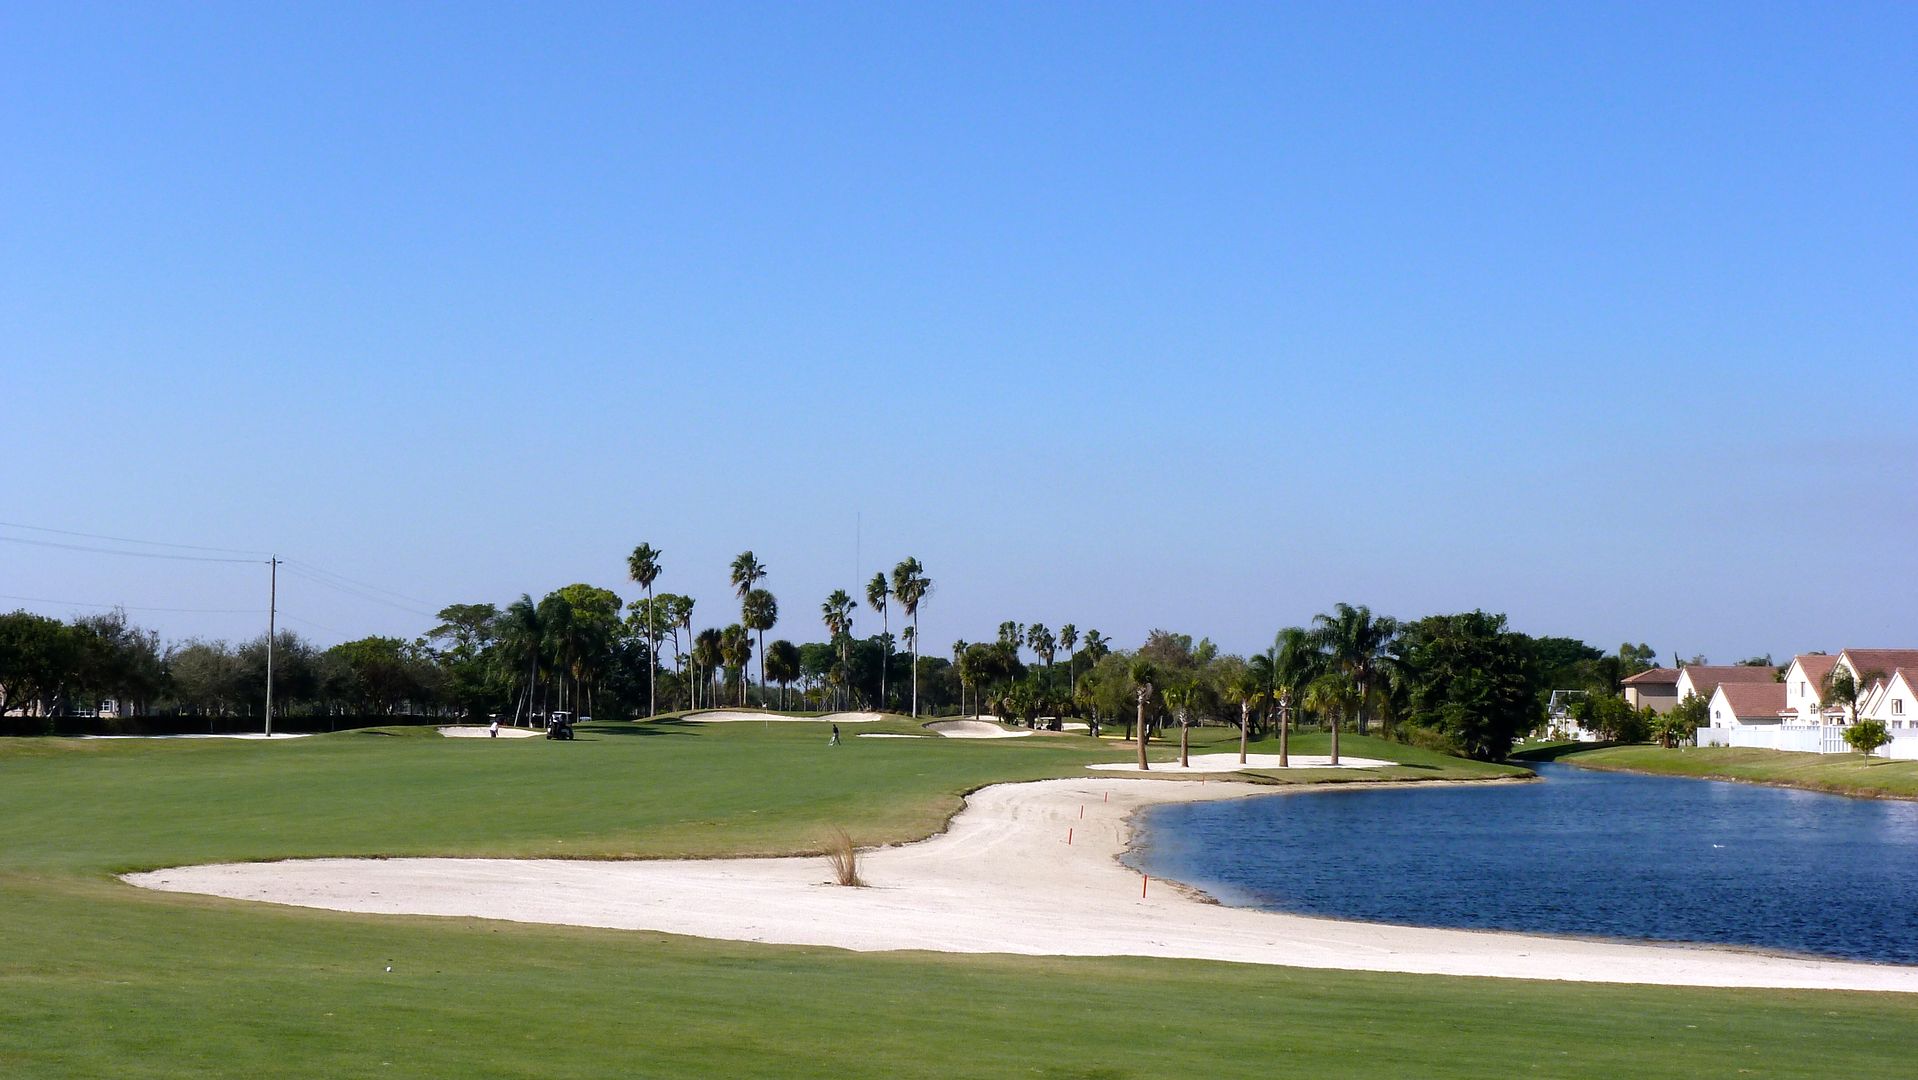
[1846,719,1891,758]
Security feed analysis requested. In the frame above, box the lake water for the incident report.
[1128,762,1918,965]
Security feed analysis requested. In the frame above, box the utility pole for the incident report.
[265,556,279,737]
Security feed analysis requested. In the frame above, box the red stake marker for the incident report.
[1142,874,1149,899]
[1068,827,1073,845]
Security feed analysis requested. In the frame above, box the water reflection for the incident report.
[1128,763,1918,963]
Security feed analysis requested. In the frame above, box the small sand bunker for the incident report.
[858,733,932,739]
[682,710,886,724]
[925,719,1033,739]
[1090,753,1391,774]
[438,726,539,739]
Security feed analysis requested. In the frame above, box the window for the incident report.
[1896,699,1906,716]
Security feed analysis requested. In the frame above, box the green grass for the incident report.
[1559,743,1918,799]
[1,718,1914,1077]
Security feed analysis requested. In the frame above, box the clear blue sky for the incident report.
[4,2,1913,661]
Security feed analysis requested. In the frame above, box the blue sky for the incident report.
[4,2,1913,661]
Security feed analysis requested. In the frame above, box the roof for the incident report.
[1791,654,1838,685]
[1622,667,1679,686]
[1679,665,1779,696]
[1841,650,1918,679]
[1712,681,1789,719]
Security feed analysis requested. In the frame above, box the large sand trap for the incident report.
[438,726,539,739]
[126,777,1918,992]
[1090,753,1391,774]
[925,719,1032,739]
[682,710,885,724]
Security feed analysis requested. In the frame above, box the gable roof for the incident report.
[1622,667,1679,686]
[1711,681,1789,720]
[1790,654,1838,686]
[1840,650,1918,679]
[1679,665,1779,698]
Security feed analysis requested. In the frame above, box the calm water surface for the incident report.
[1128,763,1918,964]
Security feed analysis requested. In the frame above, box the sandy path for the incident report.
[126,777,1918,991]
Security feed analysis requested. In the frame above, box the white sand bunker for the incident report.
[125,776,1918,992]
[438,726,539,739]
[926,719,1032,739]
[1090,753,1391,774]
[858,733,932,739]
[682,710,886,724]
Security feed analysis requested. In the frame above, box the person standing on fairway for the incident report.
[830,723,840,746]
[489,719,500,738]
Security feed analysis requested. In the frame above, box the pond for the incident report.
[1127,762,1918,964]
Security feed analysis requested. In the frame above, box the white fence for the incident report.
[1697,724,1918,759]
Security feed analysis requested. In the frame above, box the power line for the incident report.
[0,592,262,615]
[0,535,264,564]
[278,611,349,637]
[278,563,439,619]
[285,559,434,607]
[0,519,273,557]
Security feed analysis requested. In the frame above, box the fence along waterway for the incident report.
[1127,762,1918,965]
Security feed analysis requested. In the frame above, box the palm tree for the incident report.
[626,543,662,717]
[1312,603,1401,737]
[730,551,767,603]
[765,639,800,710]
[1270,626,1319,768]
[951,639,969,717]
[866,573,891,709]
[1128,659,1157,771]
[1027,624,1056,670]
[1304,670,1359,766]
[1163,677,1197,768]
[742,588,778,705]
[673,596,696,708]
[498,593,544,726]
[1058,624,1079,694]
[1227,667,1268,765]
[692,627,722,710]
[719,624,753,706]
[821,589,854,709]
[891,558,930,717]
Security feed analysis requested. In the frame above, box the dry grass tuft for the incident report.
[824,826,864,887]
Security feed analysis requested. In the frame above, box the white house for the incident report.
[1781,653,1839,723]
[1861,670,1918,732]
[1706,682,1788,728]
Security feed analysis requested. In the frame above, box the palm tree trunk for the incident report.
[1279,702,1290,768]
[1180,718,1190,768]
[1239,703,1249,764]
[910,613,920,718]
[646,586,656,718]
[1330,711,1340,766]
[1136,695,1149,771]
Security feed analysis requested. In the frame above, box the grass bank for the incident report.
[1,718,1914,1077]
[1558,744,1918,800]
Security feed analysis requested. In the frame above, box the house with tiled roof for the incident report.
[1861,670,1918,733]
[1707,681,1789,728]
[1782,654,1839,724]
[1673,664,1779,705]
[1622,667,1680,713]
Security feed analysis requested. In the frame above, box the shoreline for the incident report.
[124,775,1918,992]
[1561,755,1918,803]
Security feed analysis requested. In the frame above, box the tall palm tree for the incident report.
[626,543,662,717]
[951,639,969,717]
[1027,624,1056,669]
[730,551,767,603]
[866,573,891,709]
[1270,626,1320,768]
[1312,602,1401,737]
[1163,676,1197,768]
[1128,659,1157,771]
[821,589,854,709]
[673,596,696,708]
[891,558,930,717]
[742,588,778,705]
[1058,624,1079,693]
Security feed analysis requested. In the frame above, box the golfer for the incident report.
[829,724,841,746]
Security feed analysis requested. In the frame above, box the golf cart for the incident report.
[544,711,576,740]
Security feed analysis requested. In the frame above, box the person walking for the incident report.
[489,718,500,739]
[829,723,841,747]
